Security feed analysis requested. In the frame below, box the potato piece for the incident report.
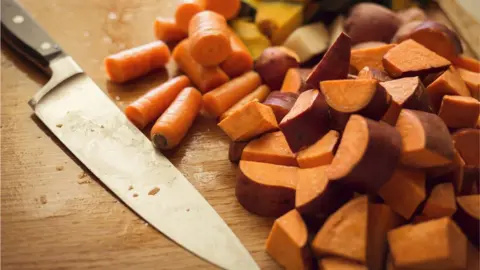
[438,95,480,128]
[378,167,426,219]
[318,258,367,270]
[395,109,454,168]
[241,131,297,166]
[283,22,329,63]
[422,183,457,219]
[296,130,339,168]
[229,141,249,163]
[265,209,312,270]
[388,217,468,270]
[397,7,427,24]
[263,91,299,123]
[280,68,310,94]
[236,160,297,217]
[350,44,396,73]
[452,129,480,194]
[391,20,423,43]
[352,42,388,50]
[255,2,303,45]
[344,3,401,45]
[383,39,451,78]
[457,67,480,100]
[426,66,471,111]
[231,18,271,60]
[254,46,300,90]
[279,90,330,152]
[453,195,480,247]
[357,67,392,82]
[329,15,345,47]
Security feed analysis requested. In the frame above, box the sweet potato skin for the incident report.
[263,91,299,123]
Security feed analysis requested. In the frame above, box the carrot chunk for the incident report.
[220,28,254,78]
[154,17,187,42]
[172,39,229,93]
[457,67,480,100]
[203,0,241,20]
[453,195,480,247]
[104,41,170,83]
[174,0,205,32]
[438,95,480,128]
[296,130,339,168]
[241,131,297,166]
[350,44,396,73]
[220,84,270,121]
[426,66,471,111]
[421,183,457,219]
[453,55,480,73]
[263,91,299,123]
[150,87,202,149]
[125,76,191,129]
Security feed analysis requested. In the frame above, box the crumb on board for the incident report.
[148,187,160,196]
[128,185,134,190]
[56,165,64,171]
[100,125,104,128]
[133,193,139,198]
[144,222,149,226]
[115,96,121,101]
[56,124,63,128]
[186,208,190,212]
[78,171,87,179]
[39,195,47,204]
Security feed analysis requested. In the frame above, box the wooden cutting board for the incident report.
[0,1,475,269]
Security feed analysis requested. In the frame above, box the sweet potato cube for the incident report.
[318,258,367,270]
[241,131,297,166]
[281,68,309,94]
[422,183,457,219]
[457,67,480,100]
[350,44,396,72]
[438,95,480,128]
[452,129,480,194]
[453,195,480,247]
[357,67,392,82]
[263,91,299,123]
[426,66,471,111]
[453,55,480,73]
[296,130,339,168]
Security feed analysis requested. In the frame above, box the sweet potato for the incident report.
[453,195,480,247]
[452,129,480,194]
[438,95,480,128]
[383,39,451,79]
[352,42,388,50]
[426,66,472,111]
[220,84,271,121]
[280,68,309,94]
[396,7,427,24]
[388,217,468,269]
[218,100,278,142]
[421,183,457,220]
[279,90,330,152]
[236,160,298,217]
[320,79,391,130]
[318,258,367,270]
[326,115,402,193]
[265,210,312,270]
[395,109,454,168]
[229,141,249,164]
[306,32,351,88]
[378,167,426,219]
[391,20,423,43]
[312,196,368,263]
[254,47,300,90]
[427,149,465,195]
[453,56,480,73]
[241,131,297,166]
[457,68,480,100]
[263,91,299,123]
[357,67,392,82]
[296,130,339,168]
[350,44,396,73]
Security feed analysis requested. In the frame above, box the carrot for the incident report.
[265,210,312,270]
[438,95,480,128]
[188,11,232,67]
[172,39,229,93]
[357,67,392,82]
[426,66,471,111]
[203,71,261,118]
[421,183,457,219]
[220,28,254,78]
[280,68,309,94]
[150,87,202,149]
[382,39,451,78]
[154,17,187,42]
[125,76,191,129]
[453,55,480,73]
[203,0,241,20]
[457,67,480,100]
[296,130,339,168]
[453,195,479,248]
[174,0,205,32]
[241,131,297,166]
[263,91,299,123]
[220,84,270,121]
[350,44,396,72]
[104,41,170,83]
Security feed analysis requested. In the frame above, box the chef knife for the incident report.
[1,1,259,269]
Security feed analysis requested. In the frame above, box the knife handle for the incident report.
[1,0,64,73]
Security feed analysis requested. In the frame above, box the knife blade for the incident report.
[1,1,259,269]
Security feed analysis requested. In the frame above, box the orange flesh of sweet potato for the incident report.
[350,44,396,73]
[236,160,298,217]
[388,217,468,269]
[218,100,278,141]
[453,195,480,247]
[241,131,297,166]
[452,129,480,194]
[265,209,312,270]
[438,95,480,128]
[281,68,307,94]
[296,130,339,168]
[422,182,457,219]
[427,149,465,195]
[382,39,451,78]
[357,67,392,82]
[318,258,367,270]
[457,67,480,100]
[453,56,480,73]
[426,66,471,111]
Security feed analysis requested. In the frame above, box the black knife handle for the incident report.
[1,0,64,73]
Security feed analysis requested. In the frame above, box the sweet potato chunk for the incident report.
[378,167,426,219]
[236,160,298,217]
[320,79,391,130]
[422,183,457,219]
[218,100,278,141]
[395,109,454,168]
[229,141,249,163]
[388,217,468,270]
[241,131,297,166]
[382,39,451,78]
[296,130,339,168]
[280,90,330,152]
[263,91,299,123]
[265,210,312,270]
[281,68,309,94]
[357,67,392,82]
[312,196,368,264]
[350,44,396,73]
[452,129,480,194]
[453,55,480,73]
[318,258,367,270]
[427,149,465,195]
[453,195,480,247]
[457,67,480,100]
[326,115,401,193]
[426,66,471,111]
[438,95,480,128]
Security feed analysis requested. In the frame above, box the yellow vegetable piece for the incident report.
[255,2,304,45]
[231,18,271,59]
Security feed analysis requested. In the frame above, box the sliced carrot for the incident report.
[220,84,270,121]
[154,17,187,42]
[453,195,479,248]
[350,44,396,72]
[218,100,278,142]
[241,131,297,166]
[453,55,480,73]
[438,95,480,128]
[280,68,309,94]
[188,11,232,67]
[172,39,229,93]
[296,130,339,168]
[174,0,205,32]
[457,67,480,100]
[203,0,241,20]
[357,67,392,82]
[265,210,312,270]
[125,76,191,129]
[422,183,457,219]
[382,39,451,78]
[263,91,299,123]
[426,66,471,111]
[220,28,254,78]
[104,41,170,83]
[203,71,261,118]
[150,87,202,150]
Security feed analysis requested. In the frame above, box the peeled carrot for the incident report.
[174,0,205,32]
[125,76,191,129]
[220,84,270,121]
[203,0,241,20]
[203,71,262,118]
[150,87,202,150]
[188,11,232,67]
[220,28,254,78]
[154,17,187,42]
[172,39,229,93]
[104,41,170,83]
